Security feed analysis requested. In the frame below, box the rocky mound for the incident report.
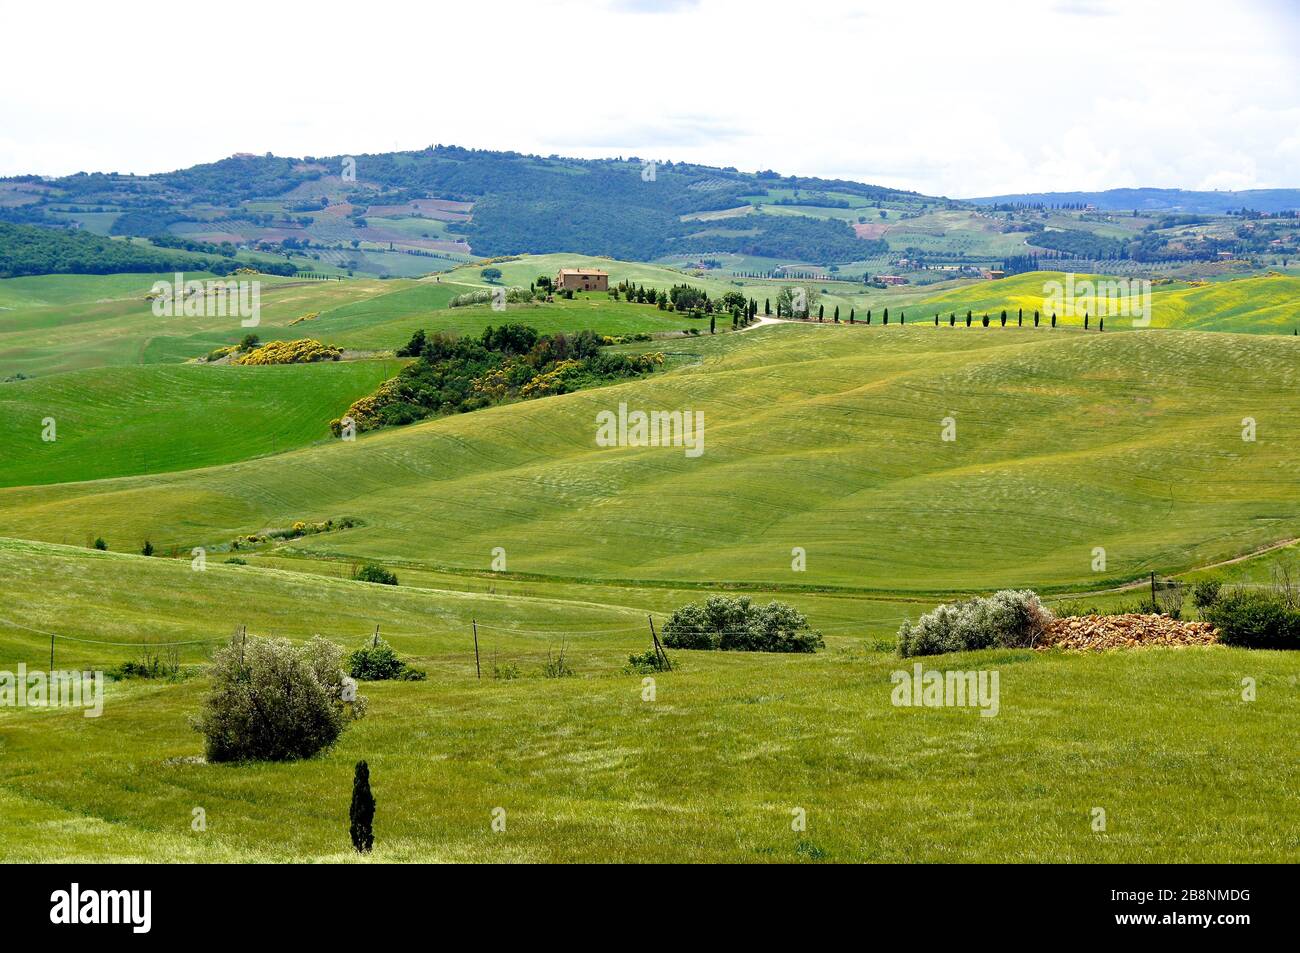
[1038,614,1218,651]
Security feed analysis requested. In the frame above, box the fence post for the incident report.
[648,615,671,671]
[472,619,481,680]
[50,633,54,671]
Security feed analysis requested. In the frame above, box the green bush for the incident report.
[354,563,398,586]
[193,634,366,762]
[492,662,520,680]
[1202,590,1300,649]
[348,637,426,681]
[625,648,671,674]
[897,590,1053,658]
[541,645,575,678]
[1192,579,1223,609]
[661,596,824,653]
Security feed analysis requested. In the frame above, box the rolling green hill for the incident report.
[0,536,1295,863]
[2,323,1295,591]
[918,270,1300,334]
[0,359,404,487]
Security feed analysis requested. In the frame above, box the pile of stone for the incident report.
[1037,614,1219,651]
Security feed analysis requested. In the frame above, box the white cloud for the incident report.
[0,0,1295,196]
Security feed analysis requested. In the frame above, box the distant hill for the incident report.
[968,187,1300,215]
[1,146,928,267]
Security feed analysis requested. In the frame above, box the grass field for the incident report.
[918,270,1300,335]
[0,359,404,487]
[1,261,1297,863]
[3,322,1295,589]
[0,538,1295,863]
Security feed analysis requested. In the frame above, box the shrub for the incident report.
[224,557,247,565]
[93,537,107,551]
[348,636,426,681]
[1192,579,1223,610]
[232,338,342,365]
[354,563,398,586]
[625,648,671,674]
[193,634,366,762]
[660,596,824,653]
[492,662,520,680]
[897,590,1053,658]
[141,540,154,557]
[541,644,575,678]
[1202,590,1300,649]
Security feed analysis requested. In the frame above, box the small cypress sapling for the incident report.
[142,540,154,557]
[1084,313,1089,330]
[949,314,955,326]
[849,308,855,323]
[1034,311,1039,327]
[1099,316,1104,331]
[350,760,375,853]
[966,314,972,327]
[764,298,770,316]
[866,310,872,324]
[900,312,905,324]
[710,315,716,334]
[982,315,989,327]
[818,304,824,321]
[1000,311,1007,327]
[1051,312,1056,328]
[833,305,840,322]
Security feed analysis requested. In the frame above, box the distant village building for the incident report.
[555,268,609,291]
[875,275,909,286]
[982,269,1006,280]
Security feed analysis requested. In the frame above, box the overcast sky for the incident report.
[2,0,1297,196]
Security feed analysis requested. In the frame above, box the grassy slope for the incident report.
[918,271,1300,334]
[0,268,717,379]
[0,538,1294,863]
[2,323,1295,589]
[0,359,405,487]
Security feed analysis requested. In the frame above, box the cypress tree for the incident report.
[1000,311,1007,327]
[1051,313,1057,328]
[1034,311,1040,327]
[818,304,824,321]
[733,313,738,328]
[982,315,989,327]
[1084,313,1089,330]
[934,313,939,326]
[849,308,855,323]
[883,308,889,325]
[966,314,972,327]
[350,760,375,854]
[900,312,905,325]
[949,314,955,326]
[1099,316,1104,331]
[866,310,872,325]
[710,315,716,334]
[764,298,770,316]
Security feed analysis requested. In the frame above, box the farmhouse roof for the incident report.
[557,268,609,276]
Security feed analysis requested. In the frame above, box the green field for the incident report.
[0,359,404,487]
[1,537,1295,863]
[918,270,1300,335]
[4,322,1295,589]
[0,262,1297,863]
